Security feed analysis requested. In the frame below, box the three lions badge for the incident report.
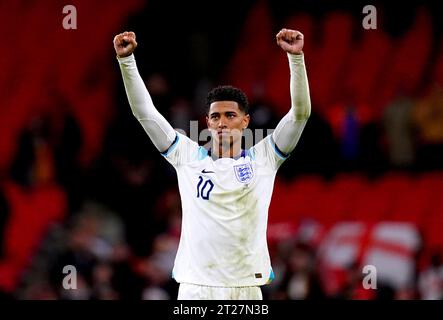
[234,163,254,184]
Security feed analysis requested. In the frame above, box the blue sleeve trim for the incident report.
[267,268,275,284]
[160,133,179,157]
[197,146,209,160]
[246,147,256,160]
[268,136,289,160]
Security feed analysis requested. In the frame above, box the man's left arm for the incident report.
[272,29,311,155]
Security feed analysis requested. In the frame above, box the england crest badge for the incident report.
[234,163,254,184]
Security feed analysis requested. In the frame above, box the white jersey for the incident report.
[117,52,310,287]
[162,132,288,287]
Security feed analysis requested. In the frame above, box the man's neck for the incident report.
[211,141,242,159]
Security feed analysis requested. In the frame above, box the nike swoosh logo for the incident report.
[201,169,215,174]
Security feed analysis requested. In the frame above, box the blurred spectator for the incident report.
[10,92,82,196]
[48,213,100,298]
[248,100,279,130]
[136,229,180,300]
[341,104,360,167]
[50,105,83,214]
[145,73,173,116]
[418,250,443,299]
[272,242,325,300]
[10,115,55,188]
[359,120,386,177]
[382,92,415,169]
[327,94,363,172]
[395,286,417,300]
[43,203,127,299]
[20,279,59,300]
[59,274,92,300]
[2,113,68,295]
[138,254,173,299]
[244,100,280,156]
[413,84,443,170]
[331,261,397,300]
[281,109,338,179]
[169,97,193,132]
[89,143,164,256]
[91,262,119,300]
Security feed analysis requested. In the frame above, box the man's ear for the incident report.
[206,115,210,128]
[243,114,250,129]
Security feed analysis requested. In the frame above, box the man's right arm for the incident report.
[114,32,177,153]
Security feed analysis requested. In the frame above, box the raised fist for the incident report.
[113,31,138,58]
[276,29,304,55]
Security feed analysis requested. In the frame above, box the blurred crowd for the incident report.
[2,60,442,301]
[1,0,443,300]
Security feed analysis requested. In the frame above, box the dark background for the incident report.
[0,0,442,300]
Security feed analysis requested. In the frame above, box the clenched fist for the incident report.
[276,29,304,55]
[114,31,138,58]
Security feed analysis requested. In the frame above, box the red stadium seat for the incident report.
[377,8,432,108]
[312,187,350,227]
[0,0,143,172]
[308,11,354,110]
[347,182,392,222]
[222,0,273,100]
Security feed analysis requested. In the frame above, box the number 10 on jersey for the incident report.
[196,176,214,200]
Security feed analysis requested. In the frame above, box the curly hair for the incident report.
[206,85,249,114]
